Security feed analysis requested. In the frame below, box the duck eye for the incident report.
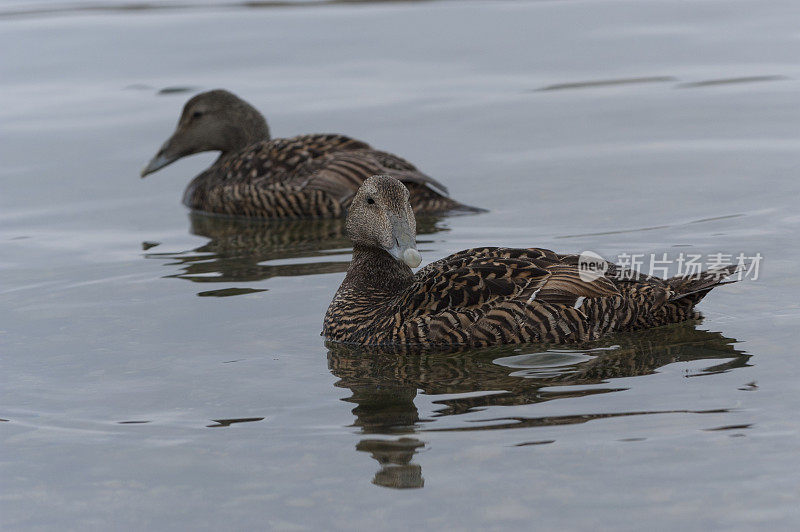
[366,197,375,205]
[191,111,203,119]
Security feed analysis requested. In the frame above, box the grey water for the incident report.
[2,0,800,529]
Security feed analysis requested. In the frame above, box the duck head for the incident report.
[141,89,270,177]
[347,175,422,268]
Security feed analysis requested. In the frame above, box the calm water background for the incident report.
[2,0,800,529]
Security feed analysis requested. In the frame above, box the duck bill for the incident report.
[140,153,175,177]
[140,137,180,178]
[386,217,421,268]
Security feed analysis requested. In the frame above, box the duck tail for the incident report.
[445,199,489,215]
[667,264,740,304]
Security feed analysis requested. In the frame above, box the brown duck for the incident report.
[141,89,478,218]
[322,175,739,348]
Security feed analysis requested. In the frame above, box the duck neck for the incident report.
[343,244,415,295]
[216,109,271,163]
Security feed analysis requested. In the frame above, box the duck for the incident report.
[141,89,479,218]
[322,175,739,347]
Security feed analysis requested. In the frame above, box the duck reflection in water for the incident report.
[356,438,425,489]
[328,322,749,488]
[144,211,449,287]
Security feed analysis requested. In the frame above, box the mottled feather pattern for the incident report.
[323,247,736,347]
[183,134,463,218]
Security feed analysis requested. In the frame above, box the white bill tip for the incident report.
[403,248,422,268]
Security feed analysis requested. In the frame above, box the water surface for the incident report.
[2,0,800,529]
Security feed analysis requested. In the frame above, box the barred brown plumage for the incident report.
[322,175,740,348]
[141,89,481,218]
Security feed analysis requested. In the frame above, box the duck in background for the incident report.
[141,89,481,218]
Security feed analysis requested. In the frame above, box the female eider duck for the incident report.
[141,89,478,218]
[323,175,738,347]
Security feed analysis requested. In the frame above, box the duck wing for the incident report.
[189,134,375,216]
[288,149,449,204]
[217,134,372,182]
[399,257,551,317]
[195,134,455,217]
[400,247,620,317]
[366,150,449,195]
